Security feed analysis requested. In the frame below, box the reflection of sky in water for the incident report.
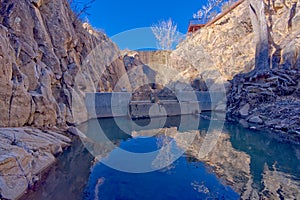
[84,136,239,200]
[82,116,300,200]
[20,115,300,200]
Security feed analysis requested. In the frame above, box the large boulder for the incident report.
[0,127,71,200]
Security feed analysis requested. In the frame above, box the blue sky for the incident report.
[88,0,205,36]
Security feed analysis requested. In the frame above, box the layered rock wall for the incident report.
[0,0,129,128]
[0,127,71,200]
[172,0,254,85]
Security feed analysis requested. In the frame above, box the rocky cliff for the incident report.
[128,1,254,94]
[158,0,299,141]
[170,0,254,88]
[0,0,129,128]
[226,0,300,142]
[156,0,299,91]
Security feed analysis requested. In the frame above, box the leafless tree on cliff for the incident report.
[221,0,236,11]
[151,18,181,50]
[68,0,96,20]
[193,0,225,22]
[248,0,270,72]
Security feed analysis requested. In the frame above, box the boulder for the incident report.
[248,116,263,124]
[0,128,71,199]
[215,103,227,112]
[239,104,250,118]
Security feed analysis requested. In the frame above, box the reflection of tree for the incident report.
[191,181,210,194]
[152,130,176,171]
[173,129,255,196]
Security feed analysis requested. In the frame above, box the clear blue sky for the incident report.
[88,0,205,36]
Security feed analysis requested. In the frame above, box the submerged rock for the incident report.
[239,119,249,128]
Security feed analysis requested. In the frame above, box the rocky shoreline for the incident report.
[227,68,300,144]
[0,127,72,200]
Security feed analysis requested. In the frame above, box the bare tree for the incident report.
[68,0,96,20]
[248,0,270,71]
[221,0,236,11]
[193,0,225,21]
[151,18,181,50]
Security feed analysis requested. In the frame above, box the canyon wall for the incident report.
[226,0,300,141]
[139,0,300,91]
[0,0,130,128]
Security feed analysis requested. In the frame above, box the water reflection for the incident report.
[19,139,94,200]
[82,116,300,200]
[227,124,300,199]
[20,115,300,200]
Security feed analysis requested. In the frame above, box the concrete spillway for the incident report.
[85,92,226,119]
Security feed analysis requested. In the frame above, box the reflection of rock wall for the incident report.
[173,127,300,199]
[260,164,300,199]
[133,126,255,196]
[0,0,129,127]
[177,132,253,195]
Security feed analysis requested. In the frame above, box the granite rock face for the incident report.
[131,2,253,96]
[0,127,71,200]
[171,0,299,93]
[226,0,300,142]
[0,0,129,128]
[172,1,254,88]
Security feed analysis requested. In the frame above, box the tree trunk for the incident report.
[249,0,270,71]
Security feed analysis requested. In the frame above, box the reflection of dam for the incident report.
[78,115,300,199]
[85,92,225,119]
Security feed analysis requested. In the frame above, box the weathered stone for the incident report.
[173,1,255,83]
[0,127,71,200]
[239,104,250,117]
[248,116,263,124]
[215,103,227,112]
[31,0,43,8]
[67,127,87,138]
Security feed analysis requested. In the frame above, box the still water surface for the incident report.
[21,115,300,200]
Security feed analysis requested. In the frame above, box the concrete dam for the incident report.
[85,91,226,119]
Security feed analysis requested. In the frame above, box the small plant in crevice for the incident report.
[11,133,18,146]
